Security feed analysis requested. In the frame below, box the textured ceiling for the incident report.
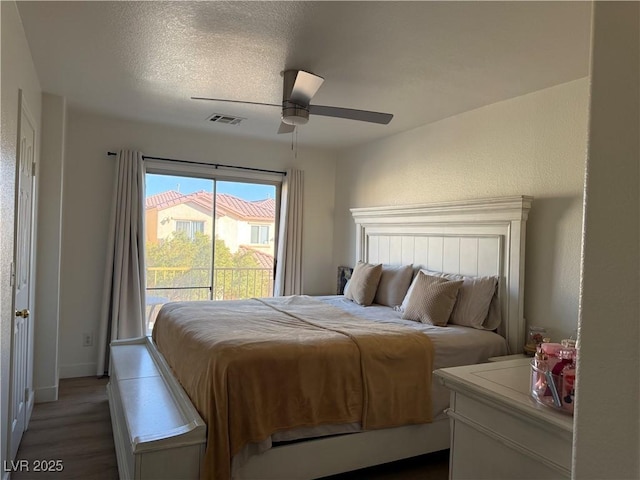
[17,1,592,149]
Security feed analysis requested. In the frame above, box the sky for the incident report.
[146,174,276,201]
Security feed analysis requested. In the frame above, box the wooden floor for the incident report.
[13,377,449,479]
[13,377,118,479]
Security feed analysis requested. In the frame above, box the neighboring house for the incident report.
[145,190,276,257]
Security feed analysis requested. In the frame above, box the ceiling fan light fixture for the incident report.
[281,104,309,125]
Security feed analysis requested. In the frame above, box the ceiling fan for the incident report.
[191,70,394,134]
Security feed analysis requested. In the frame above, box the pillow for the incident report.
[337,266,353,295]
[398,269,426,312]
[373,264,414,307]
[435,272,498,329]
[401,272,463,326]
[399,269,500,330]
[344,261,383,306]
[482,289,502,331]
[343,279,351,296]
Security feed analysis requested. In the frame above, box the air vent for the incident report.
[207,113,245,126]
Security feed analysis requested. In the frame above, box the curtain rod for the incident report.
[107,152,286,176]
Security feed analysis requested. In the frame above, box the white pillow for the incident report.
[399,269,499,330]
[343,279,351,296]
[373,264,414,307]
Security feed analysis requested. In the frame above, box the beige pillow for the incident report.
[344,262,383,306]
[434,272,498,329]
[373,264,414,307]
[399,269,500,330]
[482,289,502,331]
[402,272,463,326]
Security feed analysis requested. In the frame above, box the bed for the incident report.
[107,195,532,480]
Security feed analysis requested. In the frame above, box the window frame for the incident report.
[143,160,282,330]
[145,159,283,263]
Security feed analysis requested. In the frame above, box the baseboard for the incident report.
[58,362,97,379]
[34,384,58,403]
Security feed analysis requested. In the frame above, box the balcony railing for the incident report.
[145,266,274,330]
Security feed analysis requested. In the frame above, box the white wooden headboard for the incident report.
[350,196,533,354]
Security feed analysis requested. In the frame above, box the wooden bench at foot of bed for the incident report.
[107,336,206,480]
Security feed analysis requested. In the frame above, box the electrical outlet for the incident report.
[82,333,93,347]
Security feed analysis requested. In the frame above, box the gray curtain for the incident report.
[274,169,304,295]
[96,150,146,376]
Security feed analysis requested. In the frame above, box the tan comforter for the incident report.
[152,295,434,480]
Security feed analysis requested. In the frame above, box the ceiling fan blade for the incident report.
[309,105,393,125]
[191,97,280,108]
[287,70,325,104]
[277,122,296,134]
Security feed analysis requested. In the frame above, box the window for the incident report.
[144,173,279,332]
[250,225,270,245]
[176,220,205,240]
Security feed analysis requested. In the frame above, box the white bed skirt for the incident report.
[234,418,450,479]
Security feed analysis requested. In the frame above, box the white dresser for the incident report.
[434,358,573,480]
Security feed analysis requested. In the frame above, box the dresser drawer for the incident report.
[450,392,572,476]
[449,415,569,479]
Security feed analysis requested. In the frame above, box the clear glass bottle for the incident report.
[527,326,547,349]
[525,326,547,355]
[530,346,548,399]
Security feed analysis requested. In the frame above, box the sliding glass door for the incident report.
[144,173,278,331]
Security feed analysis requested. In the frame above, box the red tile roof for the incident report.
[145,190,183,208]
[238,246,274,269]
[217,193,275,221]
[252,198,276,210]
[146,190,275,221]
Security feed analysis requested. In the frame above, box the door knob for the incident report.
[15,309,30,318]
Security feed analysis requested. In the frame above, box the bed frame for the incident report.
[107,195,532,480]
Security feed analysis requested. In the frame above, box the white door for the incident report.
[9,91,36,460]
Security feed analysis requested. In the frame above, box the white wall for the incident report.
[33,93,65,403]
[573,2,639,478]
[0,0,42,473]
[333,79,589,342]
[57,110,337,377]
